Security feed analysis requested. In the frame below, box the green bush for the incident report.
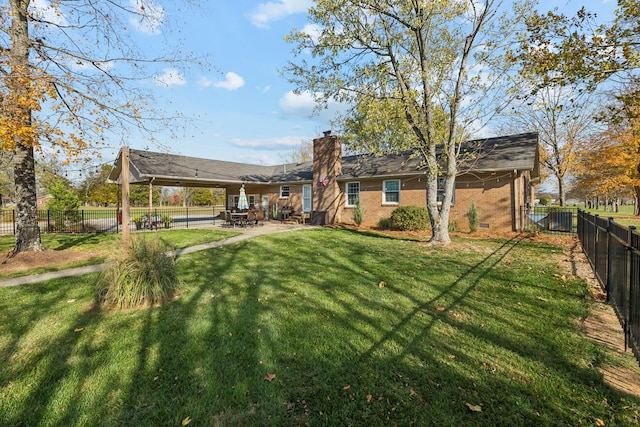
[468,200,479,233]
[352,199,365,226]
[377,217,393,229]
[390,206,430,231]
[97,236,180,309]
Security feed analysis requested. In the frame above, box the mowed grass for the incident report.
[1,228,639,426]
[0,229,240,279]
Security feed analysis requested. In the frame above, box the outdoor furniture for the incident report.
[231,212,249,227]
[280,206,291,221]
[142,215,161,230]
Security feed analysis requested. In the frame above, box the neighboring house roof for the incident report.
[107,132,538,187]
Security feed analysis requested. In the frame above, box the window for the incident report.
[437,177,455,204]
[383,180,400,204]
[280,185,290,198]
[346,182,360,207]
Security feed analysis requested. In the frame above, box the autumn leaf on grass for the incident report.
[435,306,446,312]
[466,402,482,412]
[181,416,191,425]
[264,373,276,382]
[366,394,372,403]
[537,296,549,302]
[594,418,605,426]
[343,385,350,390]
[74,327,84,332]
[378,281,386,288]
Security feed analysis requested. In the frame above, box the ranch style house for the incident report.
[108,132,540,232]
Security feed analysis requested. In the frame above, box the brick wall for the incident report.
[338,171,519,231]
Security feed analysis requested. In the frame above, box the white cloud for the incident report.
[214,72,245,91]
[248,0,312,29]
[198,77,214,88]
[279,90,345,121]
[279,90,317,116]
[153,68,186,87]
[30,0,68,26]
[301,23,322,43]
[230,135,303,150]
[129,0,165,35]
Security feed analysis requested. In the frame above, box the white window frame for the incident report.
[280,185,290,199]
[345,182,360,207]
[437,177,455,204]
[382,179,400,205]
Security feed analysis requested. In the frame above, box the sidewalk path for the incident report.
[0,223,309,288]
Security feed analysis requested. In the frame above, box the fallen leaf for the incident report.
[409,389,418,396]
[74,327,84,332]
[264,373,276,382]
[366,394,372,403]
[181,416,191,425]
[536,296,548,302]
[466,402,482,412]
[67,299,76,303]
[343,385,350,390]
[435,306,446,311]
[595,418,605,426]
[364,271,369,275]
[378,281,386,288]
[448,354,456,359]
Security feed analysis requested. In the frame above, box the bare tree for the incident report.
[1,0,200,253]
[500,86,601,205]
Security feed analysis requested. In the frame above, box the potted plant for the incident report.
[161,215,174,229]
[133,215,144,230]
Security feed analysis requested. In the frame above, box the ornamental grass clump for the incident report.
[97,236,180,309]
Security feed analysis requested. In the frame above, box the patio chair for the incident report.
[224,210,235,228]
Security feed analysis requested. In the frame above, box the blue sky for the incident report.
[92,0,616,167]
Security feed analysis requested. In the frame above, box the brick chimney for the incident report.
[312,132,342,225]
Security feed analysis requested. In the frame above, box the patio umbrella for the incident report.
[237,184,249,211]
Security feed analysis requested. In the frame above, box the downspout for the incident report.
[512,170,519,231]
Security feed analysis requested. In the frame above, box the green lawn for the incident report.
[0,229,240,280]
[1,229,639,426]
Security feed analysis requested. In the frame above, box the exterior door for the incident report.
[302,185,312,213]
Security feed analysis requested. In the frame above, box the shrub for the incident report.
[377,217,393,229]
[390,206,430,231]
[468,200,479,233]
[352,199,365,226]
[97,236,180,309]
[448,220,458,232]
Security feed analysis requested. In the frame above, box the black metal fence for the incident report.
[520,205,579,233]
[0,207,223,235]
[578,209,640,363]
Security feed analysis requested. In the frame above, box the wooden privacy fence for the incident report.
[578,209,640,364]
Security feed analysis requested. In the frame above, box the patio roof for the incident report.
[107,132,539,187]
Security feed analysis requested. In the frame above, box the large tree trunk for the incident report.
[13,144,43,252]
[10,0,44,253]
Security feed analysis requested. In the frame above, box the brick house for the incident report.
[108,132,539,232]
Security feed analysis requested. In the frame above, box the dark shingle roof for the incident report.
[340,132,539,179]
[107,133,538,186]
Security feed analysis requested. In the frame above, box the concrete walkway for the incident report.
[0,222,311,288]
